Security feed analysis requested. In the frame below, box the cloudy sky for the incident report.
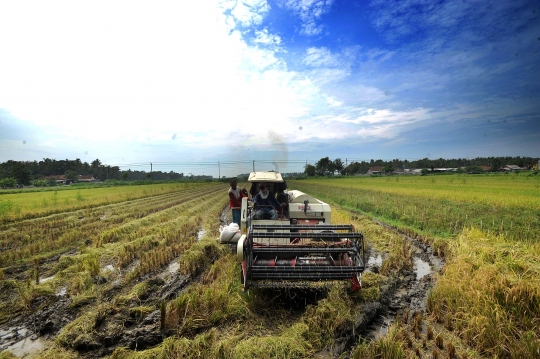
[1,0,539,176]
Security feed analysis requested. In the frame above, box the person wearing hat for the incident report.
[252,183,284,220]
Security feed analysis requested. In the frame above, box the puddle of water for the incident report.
[374,318,392,340]
[367,254,383,267]
[1,327,52,357]
[126,259,140,273]
[39,275,54,284]
[5,334,48,357]
[158,259,180,278]
[197,229,206,241]
[364,317,393,341]
[167,261,179,274]
[431,256,443,271]
[103,264,115,272]
[413,258,431,280]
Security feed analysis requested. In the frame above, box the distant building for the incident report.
[432,168,450,173]
[44,175,66,184]
[502,165,523,172]
[367,166,383,175]
[78,175,97,182]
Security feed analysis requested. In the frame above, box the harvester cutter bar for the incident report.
[252,247,359,254]
[251,273,359,279]
[251,232,363,239]
[248,280,343,289]
[251,224,360,231]
[251,266,364,272]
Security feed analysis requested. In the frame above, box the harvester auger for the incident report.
[219,171,366,291]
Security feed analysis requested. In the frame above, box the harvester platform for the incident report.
[241,224,365,291]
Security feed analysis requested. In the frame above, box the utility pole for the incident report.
[253,160,255,172]
[150,162,153,181]
[218,161,220,179]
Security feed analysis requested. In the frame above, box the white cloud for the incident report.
[230,0,270,27]
[346,108,429,125]
[326,97,342,107]
[0,1,307,151]
[303,47,339,67]
[253,29,282,47]
[301,46,360,86]
[278,0,334,36]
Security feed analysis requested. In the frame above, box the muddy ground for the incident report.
[0,207,443,358]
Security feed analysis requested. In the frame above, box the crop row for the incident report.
[0,182,206,223]
[50,187,231,340]
[0,183,225,267]
[0,183,231,324]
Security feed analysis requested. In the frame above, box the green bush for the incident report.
[0,177,17,188]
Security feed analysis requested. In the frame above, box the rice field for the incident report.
[0,174,538,359]
[291,173,540,243]
[0,182,203,222]
[291,174,540,358]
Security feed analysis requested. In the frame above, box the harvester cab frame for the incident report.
[223,171,365,291]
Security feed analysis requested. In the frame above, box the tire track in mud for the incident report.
[336,214,444,357]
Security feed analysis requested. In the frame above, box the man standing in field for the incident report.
[228,179,247,225]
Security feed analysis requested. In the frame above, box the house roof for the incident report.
[44,175,65,180]
[79,175,95,180]
[368,166,383,172]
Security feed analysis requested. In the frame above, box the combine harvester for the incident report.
[220,171,365,291]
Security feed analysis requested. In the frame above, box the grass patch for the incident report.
[352,324,406,359]
[56,304,115,349]
[166,255,250,335]
[178,238,228,277]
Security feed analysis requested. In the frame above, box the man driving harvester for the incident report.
[252,183,285,220]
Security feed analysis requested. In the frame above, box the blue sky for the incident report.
[0,0,539,177]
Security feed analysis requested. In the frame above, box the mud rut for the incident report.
[0,203,443,358]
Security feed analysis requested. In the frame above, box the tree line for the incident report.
[1,156,538,187]
[303,156,540,176]
[0,158,185,187]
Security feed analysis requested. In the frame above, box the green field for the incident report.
[291,173,540,243]
[0,182,203,222]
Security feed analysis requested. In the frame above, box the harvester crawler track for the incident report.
[242,224,366,290]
